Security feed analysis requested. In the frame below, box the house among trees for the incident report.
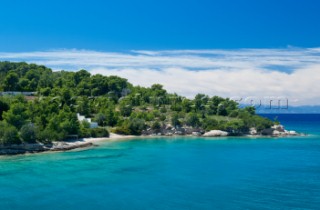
[77,113,98,128]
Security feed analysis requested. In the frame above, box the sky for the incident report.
[1,0,320,107]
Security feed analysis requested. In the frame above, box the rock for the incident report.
[289,130,297,135]
[261,128,274,135]
[249,127,257,135]
[203,130,229,137]
[192,132,201,136]
[166,124,173,130]
[272,124,285,132]
[272,130,281,136]
[174,131,184,135]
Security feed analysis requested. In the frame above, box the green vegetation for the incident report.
[0,61,273,145]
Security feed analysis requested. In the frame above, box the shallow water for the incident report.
[0,114,320,210]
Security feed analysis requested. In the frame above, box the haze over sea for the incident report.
[1,114,320,210]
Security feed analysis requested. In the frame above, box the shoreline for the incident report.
[0,132,306,156]
[0,133,137,156]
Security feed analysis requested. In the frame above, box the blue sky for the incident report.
[1,0,320,51]
[1,0,320,107]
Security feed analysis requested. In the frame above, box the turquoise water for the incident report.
[1,114,320,210]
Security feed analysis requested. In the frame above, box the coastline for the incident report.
[0,130,305,156]
[0,133,137,156]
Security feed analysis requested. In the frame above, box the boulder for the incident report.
[165,124,173,130]
[192,132,201,136]
[249,127,257,135]
[261,128,274,135]
[272,130,281,136]
[289,130,297,135]
[203,130,229,137]
[175,131,184,135]
[272,124,285,132]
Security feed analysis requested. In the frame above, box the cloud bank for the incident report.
[1,48,320,106]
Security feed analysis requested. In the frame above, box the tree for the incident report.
[20,123,38,143]
[76,96,90,117]
[38,128,63,142]
[3,102,28,129]
[186,113,200,127]
[119,99,132,117]
[0,122,21,145]
[194,94,208,112]
[0,98,9,120]
[90,127,109,138]
[151,121,161,130]
[74,69,91,85]
[222,120,246,134]
[127,118,146,135]
[217,103,227,116]
[18,78,30,91]
[104,108,118,126]
[4,71,19,91]
[182,99,192,112]
[202,118,219,131]
[115,118,146,135]
[95,113,106,126]
[244,106,256,115]
[171,113,181,128]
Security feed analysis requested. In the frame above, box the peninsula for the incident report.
[0,62,299,155]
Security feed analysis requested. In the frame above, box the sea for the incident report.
[0,114,319,210]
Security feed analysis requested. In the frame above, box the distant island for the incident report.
[0,62,299,155]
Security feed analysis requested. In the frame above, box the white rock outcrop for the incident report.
[249,127,257,135]
[271,124,285,132]
[289,130,297,135]
[272,130,281,135]
[203,130,229,137]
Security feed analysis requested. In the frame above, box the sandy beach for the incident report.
[82,133,137,144]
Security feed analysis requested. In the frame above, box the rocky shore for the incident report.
[0,126,303,155]
[0,133,136,155]
[0,141,94,155]
[142,124,303,137]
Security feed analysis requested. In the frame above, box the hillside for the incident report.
[0,61,274,145]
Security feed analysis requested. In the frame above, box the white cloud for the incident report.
[1,48,320,106]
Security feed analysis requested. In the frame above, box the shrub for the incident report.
[151,121,161,130]
[37,129,64,143]
[90,128,110,138]
[112,126,131,135]
[0,124,21,145]
[20,123,38,143]
[202,118,219,131]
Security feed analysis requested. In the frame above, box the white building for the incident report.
[77,113,98,128]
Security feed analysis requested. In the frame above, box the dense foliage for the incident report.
[0,61,273,145]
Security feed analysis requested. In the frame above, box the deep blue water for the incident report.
[1,114,320,210]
